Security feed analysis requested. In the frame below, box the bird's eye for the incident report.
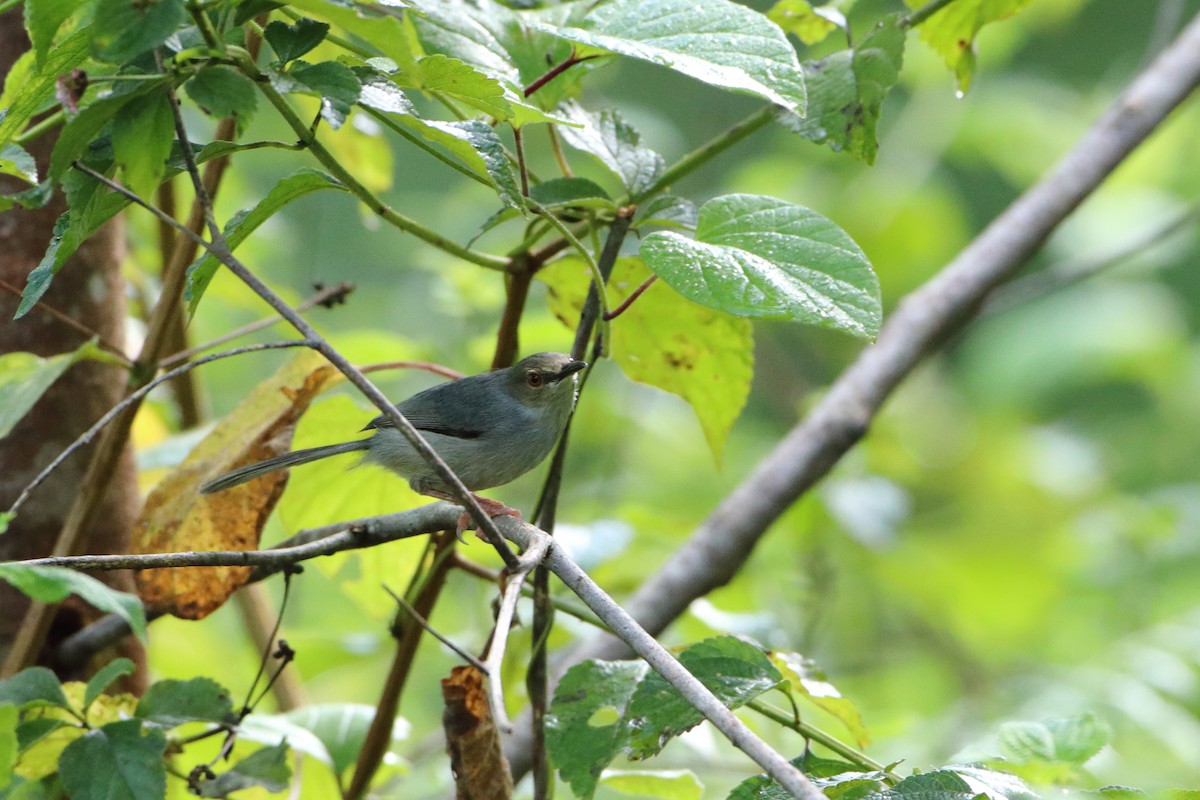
[526,370,544,387]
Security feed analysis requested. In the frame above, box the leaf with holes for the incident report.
[546,660,648,799]
[641,194,880,339]
[625,636,782,759]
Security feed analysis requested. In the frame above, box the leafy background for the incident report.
[7,0,1200,796]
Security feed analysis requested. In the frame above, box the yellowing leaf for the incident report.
[133,350,341,619]
[770,651,870,747]
[541,256,752,460]
[905,0,1034,93]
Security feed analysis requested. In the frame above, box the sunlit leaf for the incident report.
[24,0,80,67]
[0,340,108,437]
[0,30,87,148]
[601,769,703,800]
[542,256,752,460]
[0,704,16,790]
[0,143,38,184]
[531,0,806,114]
[904,0,1034,93]
[132,350,341,619]
[768,0,847,46]
[641,194,880,339]
[770,651,870,747]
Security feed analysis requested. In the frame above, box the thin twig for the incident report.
[159,282,356,368]
[901,0,959,29]
[484,538,549,733]
[747,700,899,783]
[523,50,599,98]
[13,504,457,573]
[603,274,658,321]
[382,584,488,672]
[360,360,465,381]
[5,341,315,519]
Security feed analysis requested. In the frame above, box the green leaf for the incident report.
[0,704,17,790]
[50,80,165,183]
[636,195,697,232]
[873,770,980,800]
[558,103,663,197]
[542,256,752,460]
[135,678,235,728]
[947,765,1038,800]
[185,170,348,314]
[476,177,613,240]
[369,104,523,210]
[768,0,846,46]
[111,90,173,200]
[641,194,881,339]
[24,0,81,67]
[84,659,136,712]
[264,17,329,64]
[408,0,520,83]
[0,30,88,148]
[770,651,870,747]
[998,714,1110,767]
[546,660,648,799]
[731,765,886,800]
[195,742,290,797]
[625,636,782,758]
[0,564,147,641]
[0,144,38,185]
[531,0,806,114]
[405,54,512,120]
[278,60,361,129]
[903,0,1033,93]
[90,0,186,64]
[58,719,166,800]
[282,704,376,775]
[601,769,703,800]
[0,340,108,437]
[17,717,70,750]
[0,669,70,712]
[185,65,259,136]
[782,16,905,164]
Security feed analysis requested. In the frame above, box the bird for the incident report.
[200,352,587,537]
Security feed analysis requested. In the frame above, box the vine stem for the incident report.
[246,70,510,272]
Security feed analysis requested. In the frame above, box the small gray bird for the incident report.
[201,352,587,533]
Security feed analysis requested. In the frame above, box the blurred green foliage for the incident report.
[4,0,1199,796]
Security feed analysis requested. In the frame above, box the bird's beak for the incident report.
[553,360,587,382]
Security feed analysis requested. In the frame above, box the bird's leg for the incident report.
[421,490,522,543]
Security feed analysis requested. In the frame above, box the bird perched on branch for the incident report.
[201,352,587,536]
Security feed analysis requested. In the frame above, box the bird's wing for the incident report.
[361,378,488,439]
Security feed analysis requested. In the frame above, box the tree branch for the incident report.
[505,7,1200,780]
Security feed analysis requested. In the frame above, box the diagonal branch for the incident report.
[505,6,1200,780]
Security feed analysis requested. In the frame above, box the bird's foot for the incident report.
[423,489,521,543]
[455,495,522,543]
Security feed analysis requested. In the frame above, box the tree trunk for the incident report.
[0,12,144,682]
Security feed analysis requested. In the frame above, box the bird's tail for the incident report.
[200,440,370,494]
